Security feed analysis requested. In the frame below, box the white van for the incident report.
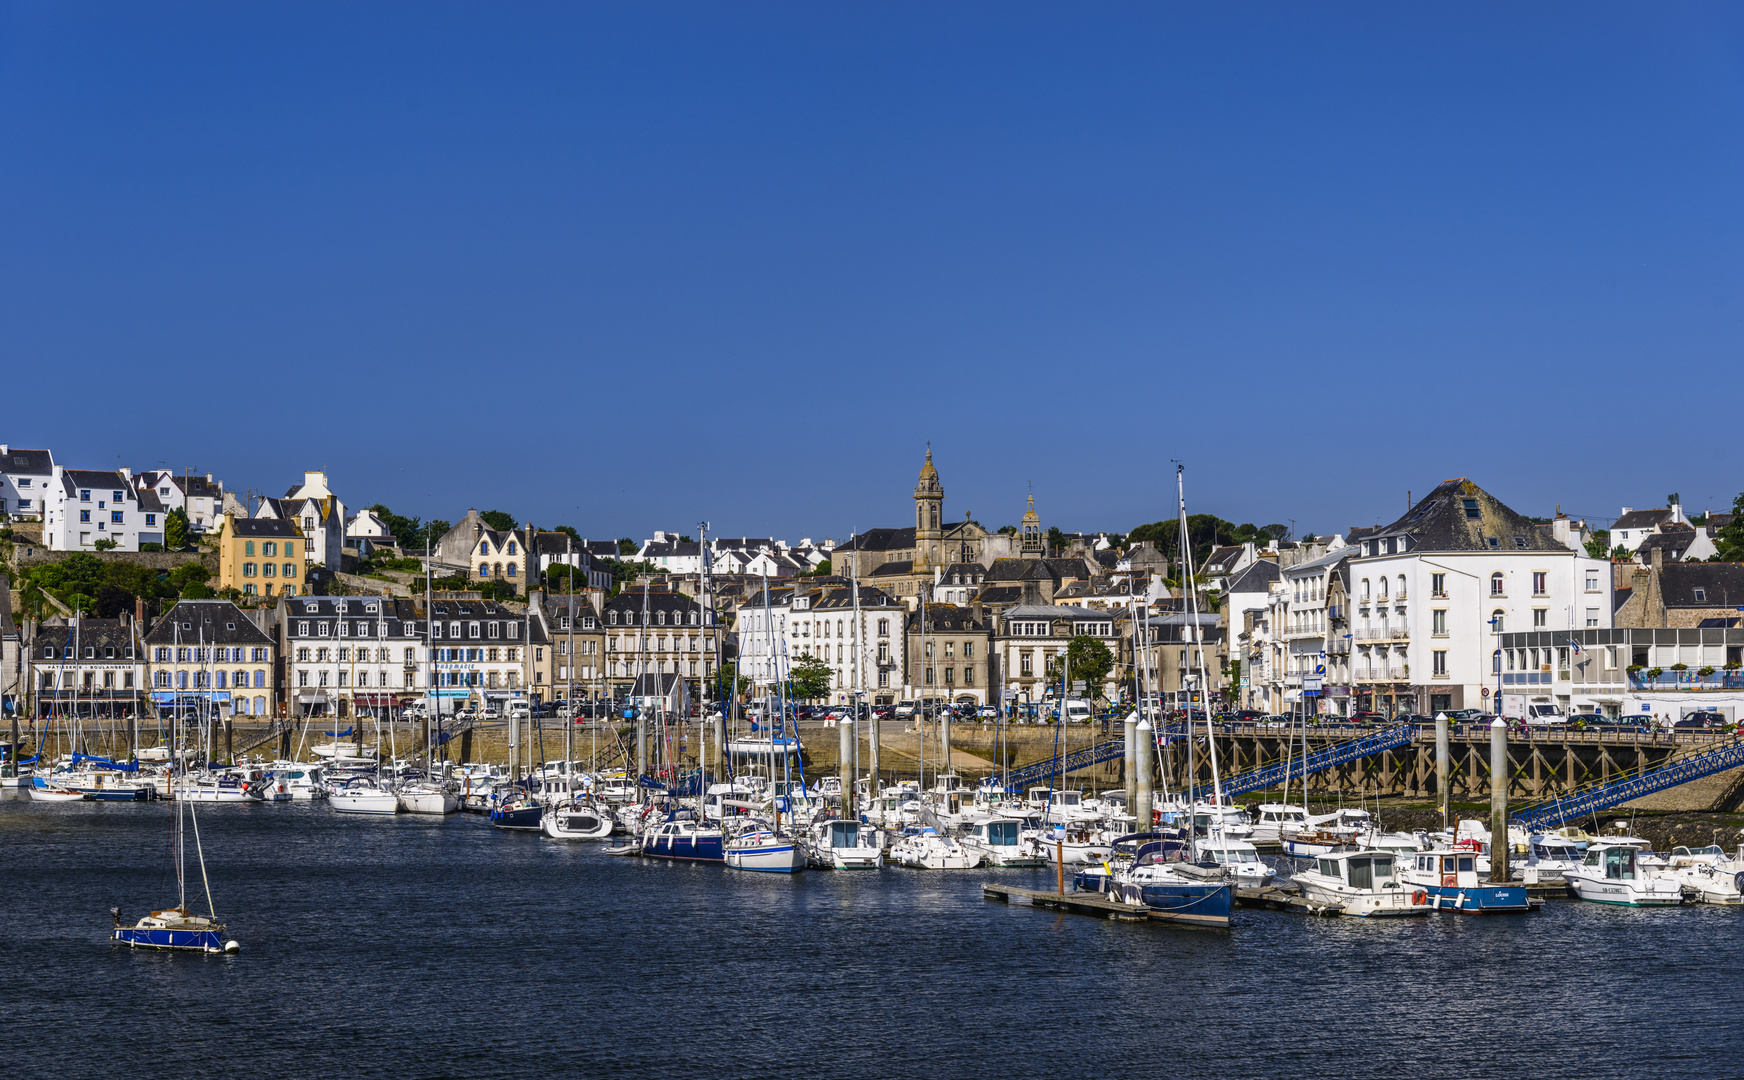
[1525,704,1566,726]
[507,702,531,721]
[1064,699,1094,724]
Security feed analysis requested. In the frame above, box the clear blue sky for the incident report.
[5,4,1742,542]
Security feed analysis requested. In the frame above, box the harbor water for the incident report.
[5,798,1739,1080]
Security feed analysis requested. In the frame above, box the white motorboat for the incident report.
[1566,843,1683,906]
[724,827,806,873]
[1248,803,1309,844]
[1039,789,1100,827]
[541,800,616,840]
[1661,846,1744,905]
[310,741,380,765]
[398,781,459,814]
[1356,829,1424,859]
[273,765,328,800]
[962,817,1040,867]
[807,818,882,869]
[1024,824,1112,866]
[890,828,981,869]
[1191,802,1255,840]
[1523,833,1584,884]
[328,779,400,815]
[1196,839,1273,886]
[1290,851,1429,917]
[174,771,259,803]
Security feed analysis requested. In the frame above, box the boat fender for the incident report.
[1411,889,1428,906]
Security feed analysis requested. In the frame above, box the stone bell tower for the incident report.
[913,448,944,572]
[1020,494,1044,556]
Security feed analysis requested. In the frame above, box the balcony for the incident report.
[1628,669,1744,691]
[1326,604,1344,621]
[1354,626,1409,643]
[1357,666,1408,682]
[1327,638,1350,655]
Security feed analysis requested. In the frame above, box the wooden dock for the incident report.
[982,883,1151,921]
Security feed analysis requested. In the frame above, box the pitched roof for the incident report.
[1368,478,1567,554]
[0,448,53,475]
[1613,508,1674,531]
[226,518,303,538]
[1226,560,1280,593]
[60,469,132,494]
[905,604,990,633]
[837,527,917,553]
[31,619,140,653]
[869,560,913,577]
[1658,563,1744,607]
[144,600,274,645]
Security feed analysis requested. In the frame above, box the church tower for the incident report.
[1020,494,1043,556]
[913,448,944,572]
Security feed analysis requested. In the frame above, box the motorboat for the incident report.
[310,741,380,765]
[1291,851,1430,917]
[1399,849,1530,913]
[1356,829,1424,859]
[1196,839,1274,887]
[1024,823,1112,866]
[1248,803,1309,844]
[640,817,725,862]
[1661,846,1744,905]
[1190,802,1255,840]
[1039,789,1099,827]
[961,817,1039,867]
[1523,834,1584,884]
[174,770,262,803]
[1281,830,1355,859]
[890,827,981,869]
[398,781,459,815]
[272,765,328,800]
[111,905,238,954]
[328,778,400,815]
[724,827,806,873]
[1565,843,1683,907]
[807,818,882,869]
[1073,833,1187,894]
[34,771,150,802]
[541,799,616,840]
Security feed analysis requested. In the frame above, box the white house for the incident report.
[1610,504,1688,554]
[138,470,226,534]
[43,467,150,552]
[1348,478,1612,717]
[734,579,906,702]
[255,471,347,568]
[636,531,706,575]
[0,445,54,522]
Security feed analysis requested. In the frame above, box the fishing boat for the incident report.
[1522,833,1584,884]
[1399,849,1531,913]
[724,826,806,873]
[806,818,882,869]
[961,817,1039,867]
[1566,843,1683,906]
[1291,851,1430,917]
[541,798,616,840]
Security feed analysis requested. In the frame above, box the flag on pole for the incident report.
[1567,639,1583,653]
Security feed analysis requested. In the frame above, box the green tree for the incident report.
[713,661,753,701]
[164,507,190,550]
[1584,534,1611,560]
[1047,526,1069,554]
[798,559,832,577]
[1046,635,1115,700]
[92,537,118,551]
[617,537,638,556]
[480,510,516,532]
[168,561,211,596]
[788,655,834,702]
[554,524,581,541]
[1713,492,1744,562]
[95,583,134,618]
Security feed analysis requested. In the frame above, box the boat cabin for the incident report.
[1582,844,1644,882]
[1316,852,1400,892]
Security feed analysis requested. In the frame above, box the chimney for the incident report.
[1650,544,1664,572]
[1021,579,1043,606]
[135,596,145,624]
[970,599,984,625]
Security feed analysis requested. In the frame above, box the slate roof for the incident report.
[837,528,916,553]
[30,619,141,657]
[642,538,702,558]
[906,604,991,634]
[145,601,275,645]
[602,589,704,622]
[1367,478,1566,554]
[0,573,14,637]
[167,475,223,498]
[0,448,53,475]
[1638,525,1699,562]
[228,518,303,539]
[809,584,902,611]
[1659,563,1744,608]
[1282,547,1354,577]
[1613,509,1674,532]
[60,469,133,496]
[976,586,1023,605]
[869,560,914,577]
[1226,560,1281,594]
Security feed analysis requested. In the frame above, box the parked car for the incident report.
[1347,711,1388,726]
[1673,711,1725,730]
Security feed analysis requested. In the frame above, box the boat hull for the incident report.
[542,809,615,840]
[725,840,805,873]
[642,833,725,862]
[489,803,543,830]
[1567,875,1683,906]
[113,926,227,952]
[1420,883,1530,912]
[399,790,459,814]
[330,791,400,815]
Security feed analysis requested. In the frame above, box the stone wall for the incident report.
[6,547,216,574]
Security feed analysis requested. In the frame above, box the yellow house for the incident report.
[217,516,307,598]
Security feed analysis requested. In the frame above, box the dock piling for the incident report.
[1490,717,1509,883]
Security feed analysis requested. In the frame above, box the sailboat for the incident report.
[111,709,240,954]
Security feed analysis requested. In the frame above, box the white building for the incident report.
[1348,478,1612,717]
[43,467,151,552]
[734,579,908,703]
[1278,547,1355,716]
[137,470,226,534]
[256,471,347,568]
[0,445,54,521]
[635,531,706,575]
[1610,504,1688,555]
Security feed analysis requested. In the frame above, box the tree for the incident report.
[1047,526,1069,554]
[713,661,753,701]
[617,537,638,556]
[1714,492,1744,562]
[481,510,516,533]
[1584,534,1611,560]
[168,561,211,596]
[164,508,190,550]
[798,559,832,577]
[996,525,1017,536]
[554,524,581,541]
[95,583,134,618]
[425,520,452,549]
[1046,635,1115,700]
[92,537,118,551]
[788,655,834,702]
[367,504,426,550]
[1260,523,1289,542]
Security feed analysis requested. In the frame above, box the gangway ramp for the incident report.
[1220,725,1417,799]
[1512,737,1744,832]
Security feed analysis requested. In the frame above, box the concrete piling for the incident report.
[1135,718,1153,832]
[1435,712,1450,829]
[1123,713,1138,815]
[839,715,854,816]
[1490,717,1510,884]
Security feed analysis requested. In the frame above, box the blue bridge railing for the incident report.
[1511,736,1744,832]
[1220,725,1417,799]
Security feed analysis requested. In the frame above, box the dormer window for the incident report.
[1463,498,1480,520]
[1694,588,1707,603]
[1486,536,1500,549]
[1513,536,1528,549]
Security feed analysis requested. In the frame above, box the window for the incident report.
[263,563,276,577]
[1492,649,1501,674]
[80,489,91,502]
[1694,588,1707,603]
[506,564,516,578]
[1585,572,1599,592]
[1586,608,1599,628]
[145,513,155,526]
[480,540,491,554]
[877,618,889,636]
[111,511,124,524]
[507,541,516,555]
[245,541,255,556]
[1533,609,1547,628]
[1490,573,1505,596]
[80,509,91,523]
[1378,577,1388,600]
[1491,610,1505,633]
[1532,572,1547,596]
[1360,578,1370,601]
[285,542,295,557]
[1462,498,1480,520]
[1432,650,1447,677]
[264,542,277,557]
[243,562,256,577]
[1432,610,1447,635]
[284,563,295,578]
[480,563,490,576]
[1430,573,1446,598]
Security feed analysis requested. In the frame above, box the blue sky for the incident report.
[4,4,1742,543]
